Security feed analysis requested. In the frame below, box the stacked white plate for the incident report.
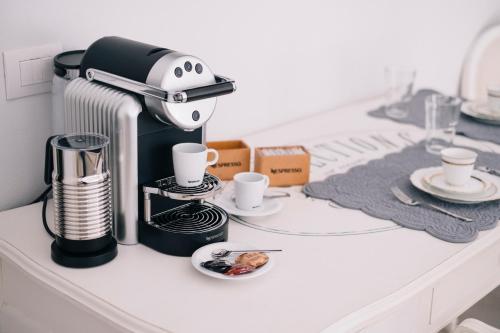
[410,167,500,204]
[461,102,500,125]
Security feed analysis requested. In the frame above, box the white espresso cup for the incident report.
[234,172,270,210]
[487,86,500,114]
[440,148,478,186]
[172,143,219,187]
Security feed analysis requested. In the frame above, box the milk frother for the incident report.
[45,133,117,267]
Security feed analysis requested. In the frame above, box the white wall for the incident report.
[1,0,499,211]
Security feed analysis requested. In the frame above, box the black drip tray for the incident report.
[139,201,229,257]
[150,201,227,234]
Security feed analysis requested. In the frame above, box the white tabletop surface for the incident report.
[0,96,499,333]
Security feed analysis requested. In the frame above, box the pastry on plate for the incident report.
[235,252,269,268]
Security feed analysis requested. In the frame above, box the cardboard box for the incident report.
[254,145,310,186]
[207,140,250,180]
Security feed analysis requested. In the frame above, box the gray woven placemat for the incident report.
[369,89,500,145]
[303,143,500,243]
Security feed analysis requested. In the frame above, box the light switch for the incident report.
[32,59,44,83]
[41,57,54,81]
[19,59,34,86]
[19,57,53,86]
[3,43,61,100]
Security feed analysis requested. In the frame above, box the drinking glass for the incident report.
[384,66,416,119]
[425,94,461,155]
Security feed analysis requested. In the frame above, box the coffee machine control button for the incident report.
[192,110,200,121]
[195,63,203,74]
[174,67,183,78]
[184,61,192,72]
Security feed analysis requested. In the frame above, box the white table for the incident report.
[1,96,499,333]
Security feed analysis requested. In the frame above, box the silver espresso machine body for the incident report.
[64,37,235,255]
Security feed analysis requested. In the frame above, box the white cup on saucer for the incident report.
[234,172,270,210]
[441,148,478,186]
[487,86,500,115]
[172,143,219,187]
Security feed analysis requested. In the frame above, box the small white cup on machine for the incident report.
[172,143,219,187]
[440,148,477,186]
[234,172,270,210]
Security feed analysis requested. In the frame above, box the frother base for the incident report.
[51,238,118,268]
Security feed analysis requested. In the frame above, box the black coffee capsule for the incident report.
[201,260,232,273]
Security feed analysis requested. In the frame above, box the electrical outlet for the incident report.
[2,43,62,100]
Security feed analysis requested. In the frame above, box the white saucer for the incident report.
[424,170,490,195]
[410,167,500,204]
[461,101,500,125]
[191,242,275,280]
[212,193,284,218]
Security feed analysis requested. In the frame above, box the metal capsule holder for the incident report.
[142,173,223,223]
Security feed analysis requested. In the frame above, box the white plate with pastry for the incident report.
[191,242,275,280]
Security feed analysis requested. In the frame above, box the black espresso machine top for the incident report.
[80,36,236,131]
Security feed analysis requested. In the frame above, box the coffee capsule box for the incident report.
[207,140,251,180]
[254,145,310,186]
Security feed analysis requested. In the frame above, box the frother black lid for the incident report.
[53,50,86,77]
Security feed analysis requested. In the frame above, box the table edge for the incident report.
[0,239,170,333]
[321,226,500,332]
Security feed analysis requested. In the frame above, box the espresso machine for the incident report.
[62,36,236,256]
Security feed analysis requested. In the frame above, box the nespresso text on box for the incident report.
[254,145,310,186]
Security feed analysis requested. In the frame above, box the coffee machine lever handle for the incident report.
[181,75,236,103]
[86,69,236,104]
